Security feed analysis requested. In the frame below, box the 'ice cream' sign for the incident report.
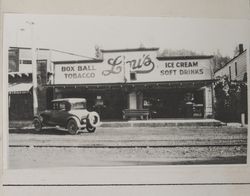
[160,61,204,76]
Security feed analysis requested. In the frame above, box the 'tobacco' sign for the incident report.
[54,62,125,84]
[53,50,213,85]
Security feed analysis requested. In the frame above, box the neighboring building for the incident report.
[8,47,52,120]
[214,44,248,123]
[214,44,247,82]
[8,47,86,120]
[48,48,215,120]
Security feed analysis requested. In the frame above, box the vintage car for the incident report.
[33,98,100,134]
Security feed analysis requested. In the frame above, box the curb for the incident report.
[9,120,225,130]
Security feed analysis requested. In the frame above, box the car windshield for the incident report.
[71,102,86,110]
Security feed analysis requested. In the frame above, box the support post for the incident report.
[28,21,38,116]
[128,91,137,109]
[136,91,143,109]
[241,113,246,127]
[203,85,213,118]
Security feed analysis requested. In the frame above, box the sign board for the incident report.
[127,57,213,83]
[54,61,125,84]
[53,50,213,85]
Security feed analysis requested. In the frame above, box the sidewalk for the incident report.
[9,118,225,129]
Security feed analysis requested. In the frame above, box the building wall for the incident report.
[8,47,52,119]
[9,47,51,73]
[20,48,51,72]
[214,50,247,81]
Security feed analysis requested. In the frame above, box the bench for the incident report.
[122,109,150,120]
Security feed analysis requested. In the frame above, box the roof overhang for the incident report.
[8,72,32,78]
[8,83,33,94]
[44,80,215,90]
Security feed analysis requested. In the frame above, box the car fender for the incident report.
[33,115,43,121]
[66,116,81,128]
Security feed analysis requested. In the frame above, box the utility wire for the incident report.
[50,49,97,60]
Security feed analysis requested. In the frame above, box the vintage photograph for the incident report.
[4,14,249,169]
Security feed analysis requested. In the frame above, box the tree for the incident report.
[214,76,247,122]
[212,50,230,72]
[159,48,200,56]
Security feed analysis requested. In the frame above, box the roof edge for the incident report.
[9,46,50,51]
[53,59,103,64]
[101,47,159,53]
[157,55,214,60]
[214,49,247,73]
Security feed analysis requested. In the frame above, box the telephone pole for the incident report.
[26,21,38,115]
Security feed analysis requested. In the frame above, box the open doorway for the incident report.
[143,89,204,118]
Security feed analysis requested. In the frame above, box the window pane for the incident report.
[72,102,86,109]
[59,102,66,110]
[235,62,238,76]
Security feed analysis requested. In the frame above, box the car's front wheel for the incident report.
[33,118,42,132]
[67,119,79,135]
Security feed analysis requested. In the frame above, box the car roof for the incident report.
[52,98,87,103]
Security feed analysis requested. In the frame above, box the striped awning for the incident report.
[8,72,31,77]
[8,83,33,94]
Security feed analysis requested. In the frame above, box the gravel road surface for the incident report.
[8,126,247,169]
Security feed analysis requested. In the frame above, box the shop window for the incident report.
[20,60,32,64]
[130,72,136,80]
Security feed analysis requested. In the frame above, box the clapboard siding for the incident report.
[214,50,247,81]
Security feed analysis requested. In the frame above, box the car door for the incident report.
[48,102,60,125]
[52,101,70,127]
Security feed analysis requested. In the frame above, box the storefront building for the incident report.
[50,48,214,120]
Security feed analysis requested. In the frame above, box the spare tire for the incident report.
[87,112,100,128]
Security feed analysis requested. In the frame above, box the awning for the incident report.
[44,79,216,90]
[8,72,32,77]
[8,83,33,94]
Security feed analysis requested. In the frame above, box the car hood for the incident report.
[68,110,90,119]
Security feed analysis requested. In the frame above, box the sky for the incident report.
[3,14,250,59]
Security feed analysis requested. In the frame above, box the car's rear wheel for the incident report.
[67,119,79,135]
[33,118,42,132]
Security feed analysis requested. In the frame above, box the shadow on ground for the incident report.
[9,128,91,135]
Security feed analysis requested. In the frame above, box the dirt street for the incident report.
[8,126,247,169]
